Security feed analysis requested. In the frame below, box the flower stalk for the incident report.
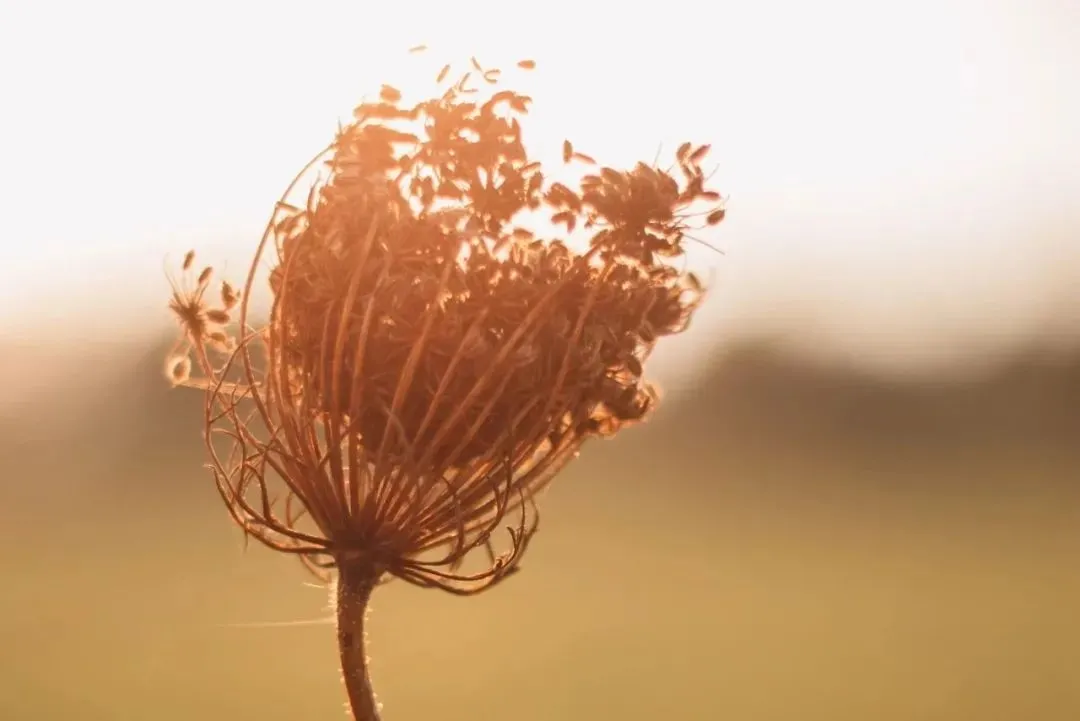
[336,561,382,721]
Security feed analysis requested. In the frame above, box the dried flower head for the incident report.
[166,53,724,720]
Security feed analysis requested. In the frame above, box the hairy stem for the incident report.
[336,563,381,721]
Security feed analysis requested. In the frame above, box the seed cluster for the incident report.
[166,54,724,592]
[270,58,720,472]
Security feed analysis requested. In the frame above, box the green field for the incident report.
[2,341,1077,720]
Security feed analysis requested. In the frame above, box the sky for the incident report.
[1,0,1078,382]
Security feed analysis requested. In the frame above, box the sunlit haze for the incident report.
[2,6,1079,720]
[1,0,1077,382]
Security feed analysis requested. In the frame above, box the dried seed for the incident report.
[221,281,239,309]
[551,210,576,232]
[408,44,428,53]
[436,64,451,83]
[205,309,230,324]
[167,355,191,384]
[706,209,726,225]
[517,59,536,69]
[508,95,531,113]
[600,168,623,184]
[689,144,711,163]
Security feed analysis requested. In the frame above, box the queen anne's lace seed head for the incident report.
[166,55,725,594]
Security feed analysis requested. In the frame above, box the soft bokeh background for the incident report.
[2,1,1078,719]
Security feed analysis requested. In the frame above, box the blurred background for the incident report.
[1,1,1078,719]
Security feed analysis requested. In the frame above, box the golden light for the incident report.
[1,0,1076,381]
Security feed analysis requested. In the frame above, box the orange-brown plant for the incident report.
[165,54,725,721]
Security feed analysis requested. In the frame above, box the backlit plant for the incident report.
[165,51,725,720]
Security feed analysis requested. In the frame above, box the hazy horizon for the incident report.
[2,313,1077,721]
